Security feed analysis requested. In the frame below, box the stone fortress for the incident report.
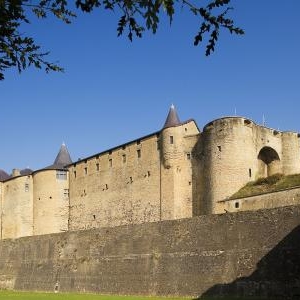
[1,105,300,240]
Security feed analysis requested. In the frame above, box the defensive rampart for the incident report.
[0,204,299,298]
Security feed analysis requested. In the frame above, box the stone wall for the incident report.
[68,120,200,230]
[218,187,300,214]
[0,205,299,299]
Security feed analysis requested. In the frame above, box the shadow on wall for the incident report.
[198,225,300,300]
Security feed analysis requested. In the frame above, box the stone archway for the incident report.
[258,146,281,177]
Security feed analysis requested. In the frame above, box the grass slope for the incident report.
[230,173,300,199]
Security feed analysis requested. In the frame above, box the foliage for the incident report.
[0,0,244,80]
[230,173,300,199]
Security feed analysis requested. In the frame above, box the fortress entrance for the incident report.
[258,147,281,178]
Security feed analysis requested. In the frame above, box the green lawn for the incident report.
[0,291,269,300]
[0,291,188,300]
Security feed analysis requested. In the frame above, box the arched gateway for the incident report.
[258,146,281,177]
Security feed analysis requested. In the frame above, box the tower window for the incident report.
[170,136,174,144]
[122,154,126,163]
[217,146,222,152]
[235,202,239,209]
[84,167,88,175]
[249,168,252,178]
[137,149,141,158]
[96,163,100,171]
[187,153,191,160]
[109,158,112,167]
[74,170,76,178]
[56,170,67,180]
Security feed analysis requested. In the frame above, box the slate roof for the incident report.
[163,104,181,128]
[20,168,33,176]
[44,143,72,170]
[0,169,10,181]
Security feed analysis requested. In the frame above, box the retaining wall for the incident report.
[0,205,300,298]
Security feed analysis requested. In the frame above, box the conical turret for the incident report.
[163,104,181,128]
[53,143,72,167]
[45,143,72,169]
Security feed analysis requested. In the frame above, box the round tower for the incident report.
[281,132,300,175]
[200,117,257,214]
[161,104,184,168]
[33,143,72,235]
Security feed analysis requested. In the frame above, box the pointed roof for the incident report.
[0,169,10,181]
[45,143,72,170]
[163,104,181,129]
[20,168,33,176]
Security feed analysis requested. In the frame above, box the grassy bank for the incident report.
[230,173,300,199]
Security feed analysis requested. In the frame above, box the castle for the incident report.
[1,105,300,240]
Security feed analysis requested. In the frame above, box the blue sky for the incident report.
[1,1,300,173]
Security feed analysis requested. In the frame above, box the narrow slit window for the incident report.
[109,158,112,167]
[137,149,141,158]
[170,136,174,144]
[64,189,69,198]
[96,163,100,171]
[187,153,191,160]
[249,168,252,178]
[122,154,126,163]
[84,167,88,175]
[74,170,76,178]
[235,202,239,209]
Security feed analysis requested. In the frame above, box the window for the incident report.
[109,158,112,167]
[74,170,76,178]
[217,146,222,152]
[170,136,174,144]
[84,167,88,175]
[249,168,252,178]
[96,163,100,171]
[122,154,126,163]
[64,189,69,198]
[137,140,141,145]
[56,170,67,180]
[137,149,141,158]
[187,153,191,160]
[25,183,29,192]
[235,202,239,209]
